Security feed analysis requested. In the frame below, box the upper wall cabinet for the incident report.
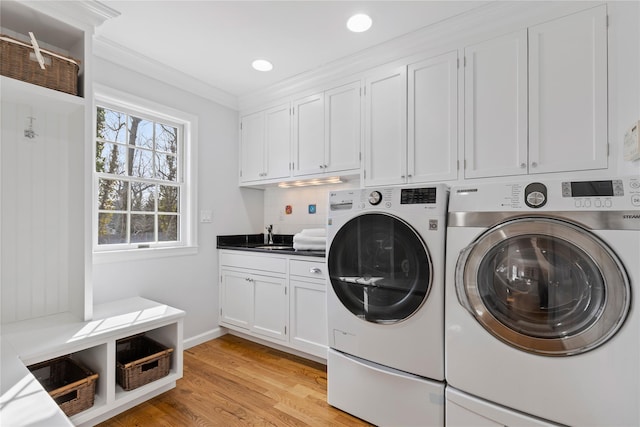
[464,5,608,179]
[292,81,361,177]
[463,30,528,178]
[239,103,291,183]
[364,65,408,187]
[364,51,458,187]
[408,51,459,183]
[528,5,607,174]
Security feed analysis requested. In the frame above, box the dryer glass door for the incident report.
[328,213,432,323]
[456,217,630,356]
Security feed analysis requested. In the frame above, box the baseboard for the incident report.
[228,330,327,365]
[183,326,227,349]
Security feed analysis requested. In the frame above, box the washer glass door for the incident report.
[456,217,630,356]
[328,213,432,323]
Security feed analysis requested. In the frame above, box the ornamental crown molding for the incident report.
[20,0,120,31]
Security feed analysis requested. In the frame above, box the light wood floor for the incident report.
[98,334,373,426]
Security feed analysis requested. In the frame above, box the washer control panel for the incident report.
[561,179,632,209]
[450,177,640,212]
[561,179,624,197]
[524,183,547,208]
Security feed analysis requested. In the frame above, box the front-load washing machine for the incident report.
[446,177,640,426]
[326,185,448,426]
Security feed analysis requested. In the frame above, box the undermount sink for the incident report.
[254,245,294,250]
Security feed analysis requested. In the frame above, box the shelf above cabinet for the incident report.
[1,75,85,112]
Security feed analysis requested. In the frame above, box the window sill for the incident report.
[93,245,198,264]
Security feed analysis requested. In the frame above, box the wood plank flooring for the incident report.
[98,334,373,426]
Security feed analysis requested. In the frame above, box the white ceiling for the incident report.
[95,1,489,98]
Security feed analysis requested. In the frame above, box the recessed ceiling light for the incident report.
[252,59,273,72]
[347,13,372,33]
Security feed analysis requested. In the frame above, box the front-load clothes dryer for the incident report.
[326,185,448,426]
[446,177,640,426]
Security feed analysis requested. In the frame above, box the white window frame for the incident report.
[93,84,198,263]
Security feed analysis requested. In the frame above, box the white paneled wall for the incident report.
[1,101,84,322]
[263,181,359,235]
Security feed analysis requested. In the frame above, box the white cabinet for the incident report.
[408,51,459,183]
[528,5,608,174]
[463,5,607,179]
[463,30,528,179]
[292,81,361,177]
[364,65,408,186]
[219,270,253,329]
[219,252,289,343]
[292,93,325,176]
[252,274,288,341]
[218,250,328,359]
[364,52,458,187]
[239,103,291,183]
[289,259,328,358]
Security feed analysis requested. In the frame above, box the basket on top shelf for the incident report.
[27,356,99,417]
[0,33,80,95]
[116,334,173,391]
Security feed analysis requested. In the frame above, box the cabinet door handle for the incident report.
[531,162,538,168]
[520,163,527,169]
[310,267,322,274]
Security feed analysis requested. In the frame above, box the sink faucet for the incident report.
[266,224,273,244]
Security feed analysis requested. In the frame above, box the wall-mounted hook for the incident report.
[24,116,37,139]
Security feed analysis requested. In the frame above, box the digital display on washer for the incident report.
[561,180,625,197]
[401,188,437,204]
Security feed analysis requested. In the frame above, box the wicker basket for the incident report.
[0,34,80,95]
[27,356,99,417]
[116,334,173,391]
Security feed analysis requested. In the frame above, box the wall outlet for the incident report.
[624,120,640,161]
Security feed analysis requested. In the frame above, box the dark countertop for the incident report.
[216,234,326,258]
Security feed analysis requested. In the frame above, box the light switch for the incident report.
[200,210,213,223]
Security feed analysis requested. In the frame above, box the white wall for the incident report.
[263,181,359,235]
[91,57,264,345]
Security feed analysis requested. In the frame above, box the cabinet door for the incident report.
[364,66,407,187]
[408,51,458,183]
[464,30,528,178]
[292,93,325,176]
[251,274,288,341]
[264,103,292,180]
[290,279,327,358]
[239,111,265,182]
[325,81,361,174]
[220,270,253,329]
[528,5,607,174]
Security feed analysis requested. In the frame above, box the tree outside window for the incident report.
[96,106,181,247]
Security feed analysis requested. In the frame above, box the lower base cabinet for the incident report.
[219,250,328,359]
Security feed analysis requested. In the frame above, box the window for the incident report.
[94,86,197,258]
